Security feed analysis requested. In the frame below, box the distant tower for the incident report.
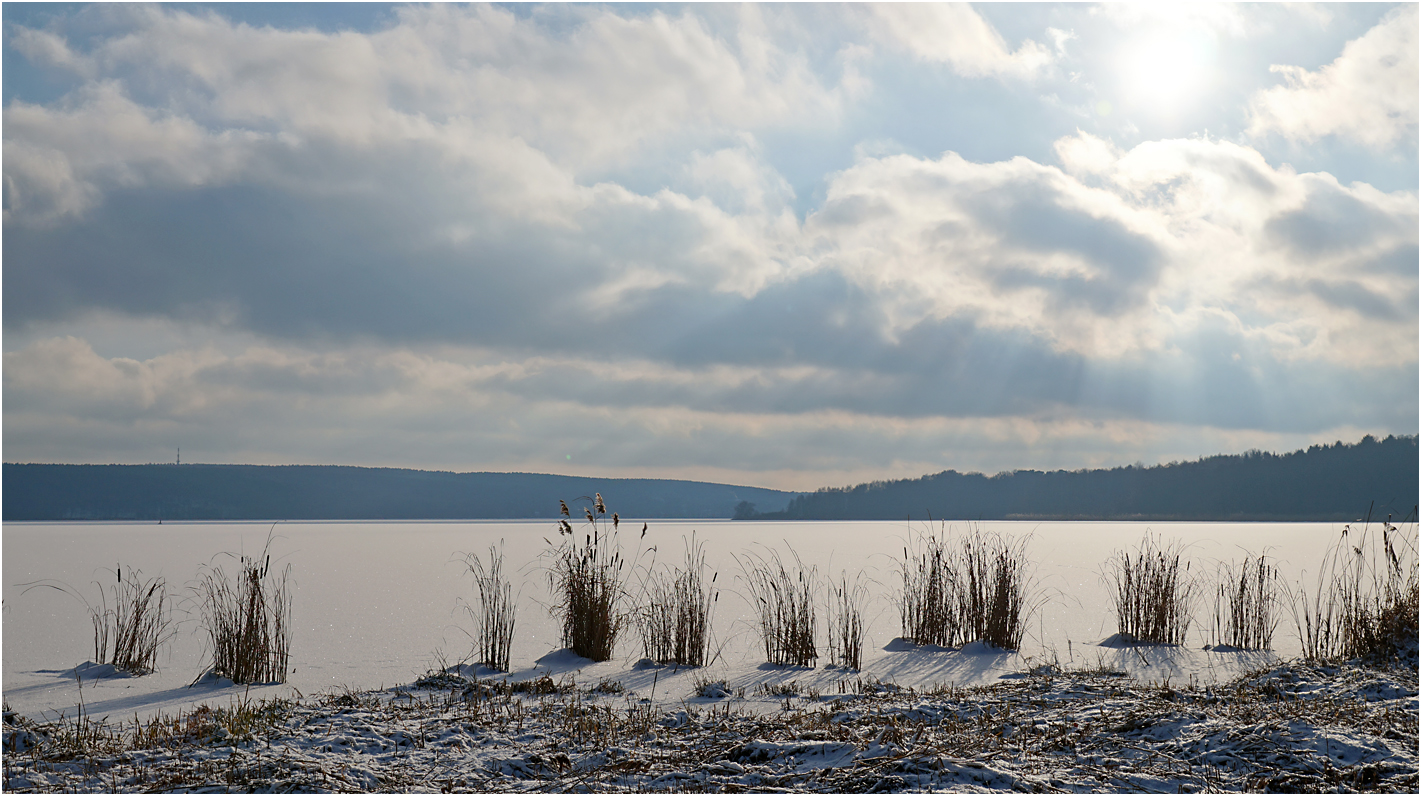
[177,447,181,465]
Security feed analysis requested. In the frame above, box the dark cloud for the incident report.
[1266,181,1409,259]
[1363,243,1420,276]
[980,195,1162,281]
[4,166,1413,439]
[1303,278,1405,321]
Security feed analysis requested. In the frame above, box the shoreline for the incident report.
[4,655,1416,793]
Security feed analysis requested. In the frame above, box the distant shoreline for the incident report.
[5,435,1415,522]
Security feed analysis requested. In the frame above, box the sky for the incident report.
[2,2,1417,492]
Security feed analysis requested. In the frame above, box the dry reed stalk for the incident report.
[548,495,644,662]
[639,534,716,666]
[958,529,1032,650]
[900,524,1037,650]
[1209,553,1278,650]
[740,548,817,666]
[1294,507,1418,661]
[899,529,958,647]
[1105,534,1196,645]
[197,535,292,684]
[91,565,173,675]
[465,542,516,672]
[828,571,866,669]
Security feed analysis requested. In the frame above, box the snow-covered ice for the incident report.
[2,519,1350,721]
[3,518,1416,791]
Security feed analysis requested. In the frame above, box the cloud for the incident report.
[804,149,1170,356]
[1248,4,1418,149]
[3,81,269,224]
[8,25,95,78]
[6,122,1414,378]
[5,331,1409,489]
[866,4,1052,77]
[2,4,849,225]
[3,4,1415,484]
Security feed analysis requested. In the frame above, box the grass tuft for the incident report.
[958,529,1033,650]
[196,533,292,684]
[1105,534,1196,645]
[464,542,516,672]
[91,565,173,675]
[547,496,646,662]
[828,571,866,669]
[740,548,817,666]
[692,675,731,699]
[899,524,1036,650]
[1294,506,1419,662]
[899,529,957,647]
[639,534,716,667]
[1209,553,1279,650]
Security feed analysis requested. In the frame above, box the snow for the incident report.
[3,657,1414,792]
[3,519,1416,791]
[0,519,1369,723]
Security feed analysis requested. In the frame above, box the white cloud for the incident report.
[807,148,1167,355]
[8,25,95,78]
[1096,2,1248,39]
[3,81,265,224]
[867,4,1052,78]
[2,4,850,225]
[804,132,1415,367]
[1248,4,1418,149]
[100,4,842,165]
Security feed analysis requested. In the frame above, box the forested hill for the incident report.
[745,435,1418,522]
[1,464,798,521]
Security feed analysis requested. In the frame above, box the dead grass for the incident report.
[1294,507,1419,662]
[196,534,292,685]
[547,495,644,662]
[828,571,866,669]
[91,566,173,676]
[639,534,717,667]
[1105,533,1196,645]
[7,658,1415,793]
[899,524,1037,650]
[899,529,957,647]
[1209,553,1279,650]
[958,529,1033,650]
[464,542,516,672]
[740,548,817,666]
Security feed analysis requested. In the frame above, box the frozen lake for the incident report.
[2,518,1363,721]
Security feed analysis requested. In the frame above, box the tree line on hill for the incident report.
[736,435,1418,522]
[0,464,797,521]
[5,435,1414,522]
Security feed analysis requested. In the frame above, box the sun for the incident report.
[1117,30,1214,115]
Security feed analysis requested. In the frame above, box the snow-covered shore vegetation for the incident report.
[3,654,1416,792]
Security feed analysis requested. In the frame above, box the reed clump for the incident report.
[464,542,516,672]
[1105,534,1196,645]
[547,495,639,662]
[197,536,292,684]
[1295,508,1418,662]
[639,534,717,667]
[899,524,1036,650]
[741,548,817,666]
[900,530,957,647]
[828,571,866,669]
[92,565,173,675]
[1209,553,1278,650]
[958,530,1032,650]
